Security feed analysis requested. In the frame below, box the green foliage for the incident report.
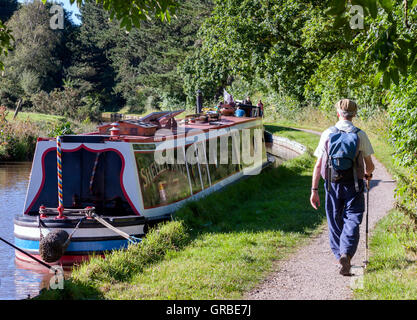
[0,1,65,106]
[48,121,74,137]
[0,20,13,71]
[179,0,351,106]
[61,0,179,30]
[386,75,417,211]
[31,86,102,122]
[0,0,18,70]
[0,0,19,23]
[64,1,212,113]
[325,0,417,88]
[65,3,122,112]
[0,106,38,161]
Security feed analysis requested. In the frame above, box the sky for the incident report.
[18,0,82,25]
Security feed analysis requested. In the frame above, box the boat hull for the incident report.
[13,214,149,266]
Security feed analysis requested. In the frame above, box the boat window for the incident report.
[185,144,204,194]
[133,144,156,151]
[208,133,241,185]
[135,148,191,208]
[241,125,267,170]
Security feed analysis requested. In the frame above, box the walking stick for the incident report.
[364,177,370,268]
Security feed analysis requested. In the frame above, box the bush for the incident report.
[0,106,39,161]
[387,77,417,215]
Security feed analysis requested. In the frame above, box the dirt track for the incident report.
[246,128,396,300]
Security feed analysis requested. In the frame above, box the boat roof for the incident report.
[38,115,261,144]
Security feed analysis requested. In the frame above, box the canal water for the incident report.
[0,162,52,300]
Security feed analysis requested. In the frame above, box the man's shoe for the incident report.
[339,254,351,276]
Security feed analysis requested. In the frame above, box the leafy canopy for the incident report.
[0,0,179,70]
[326,0,417,89]
[44,0,179,30]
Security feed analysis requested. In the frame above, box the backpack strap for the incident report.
[326,127,339,191]
[352,127,361,192]
[329,126,339,134]
[353,156,359,192]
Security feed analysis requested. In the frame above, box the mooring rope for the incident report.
[91,214,142,244]
[62,217,86,249]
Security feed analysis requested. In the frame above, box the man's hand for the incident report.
[364,173,372,189]
[310,190,320,210]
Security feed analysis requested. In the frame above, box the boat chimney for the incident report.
[110,122,120,136]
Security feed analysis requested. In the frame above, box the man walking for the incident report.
[310,99,375,275]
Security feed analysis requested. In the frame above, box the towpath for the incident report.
[246,128,396,300]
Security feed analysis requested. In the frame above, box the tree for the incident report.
[325,0,417,89]
[0,0,178,71]
[0,0,18,71]
[0,0,19,22]
[66,1,212,113]
[180,0,345,104]
[64,2,121,112]
[107,0,213,111]
[63,0,179,29]
[0,1,65,107]
[0,20,13,71]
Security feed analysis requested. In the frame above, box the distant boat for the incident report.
[14,109,269,267]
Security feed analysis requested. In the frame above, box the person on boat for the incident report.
[309,99,375,276]
[243,96,252,105]
[235,106,246,117]
[216,101,224,112]
[257,100,264,117]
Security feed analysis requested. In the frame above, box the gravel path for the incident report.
[246,128,396,300]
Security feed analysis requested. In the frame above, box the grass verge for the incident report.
[354,210,417,299]
[36,127,326,300]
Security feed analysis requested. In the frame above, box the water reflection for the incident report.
[0,162,57,300]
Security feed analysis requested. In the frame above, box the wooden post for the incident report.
[13,99,22,120]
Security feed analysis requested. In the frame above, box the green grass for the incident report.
[36,126,327,300]
[7,111,65,124]
[354,210,417,300]
[264,124,321,150]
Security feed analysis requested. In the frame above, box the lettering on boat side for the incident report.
[166,304,252,317]
[153,127,265,176]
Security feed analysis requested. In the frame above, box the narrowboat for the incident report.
[14,109,269,266]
